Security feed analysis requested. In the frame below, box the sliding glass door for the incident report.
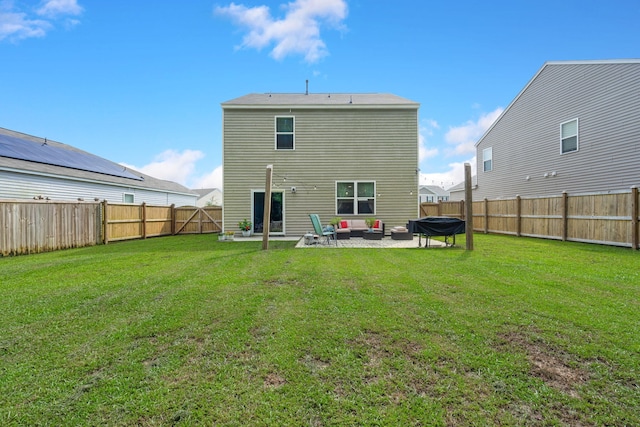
[252,190,284,235]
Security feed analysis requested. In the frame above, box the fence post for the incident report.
[102,200,109,244]
[141,202,147,239]
[484,198,489,234]
[459,200,464,220]
[171,204,176,235]
[438,201,442,217]
[562,191,568,241]
[516,195,522,237]
[631,186,638,250]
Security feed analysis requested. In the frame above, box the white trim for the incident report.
[482,147,493,172]
[274,115,295,150]
[250,188,286,236]
[560,118,579,154]
[335,180,377,215]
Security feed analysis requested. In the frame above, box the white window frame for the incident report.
[335,181,376,215]
[561,118,579,154]
[483,147,493,172]
[123,193,135,203]
[275,116,295,150]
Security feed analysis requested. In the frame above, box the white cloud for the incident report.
[0,0,82,41]
[419,118,440,161]
[0,10,50,41]
[215,0,348,63]
[445,107,503,155]
[120,149,205,187]
[420,157,476,190]
[192,165,223,190]
[37,0,83,17]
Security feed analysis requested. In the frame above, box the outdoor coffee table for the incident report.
[362,231,383,240]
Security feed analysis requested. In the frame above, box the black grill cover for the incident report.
[407,217,465,236]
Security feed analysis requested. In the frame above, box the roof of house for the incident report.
[192,188,221,197]
[0,127,195,195]
[475,59,640,147]
[222,93,420,109]
[449,176,477,193]
[419,185,449,196]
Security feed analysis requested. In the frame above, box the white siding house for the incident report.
[473,59,640,200]
[0,127,197,206]
[221,93,420,236]
[193,188,223,207]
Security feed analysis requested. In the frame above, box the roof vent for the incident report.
[305,79,309,95]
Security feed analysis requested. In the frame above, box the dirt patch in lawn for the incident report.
[496,331,589,398]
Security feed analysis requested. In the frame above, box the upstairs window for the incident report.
[336,181,375,215]
[275,116,294,150]
[483,147,493,172]
[561,119,578,154]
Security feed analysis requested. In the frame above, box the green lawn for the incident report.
[1,234,638,426]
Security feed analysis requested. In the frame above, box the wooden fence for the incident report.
[103,202,222,243]
[420,187,639,249]
[0,200,102,256]
[1,200,223,255]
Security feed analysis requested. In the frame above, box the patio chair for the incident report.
[309,214,337,246]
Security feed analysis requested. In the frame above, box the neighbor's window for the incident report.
[561,119,578,154]
[336,181,375,215]
[123,193,134,203]
[275,116,294,150]
[483,147,493,172]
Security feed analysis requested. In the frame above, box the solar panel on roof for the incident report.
[0,134,144,181]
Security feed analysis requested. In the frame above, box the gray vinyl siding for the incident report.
[0,169,197,206]
[223,107,419,235]
[475,61,640,200]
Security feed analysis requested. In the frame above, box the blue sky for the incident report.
[2,0,639,190]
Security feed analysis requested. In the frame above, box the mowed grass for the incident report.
[0,234,638,426]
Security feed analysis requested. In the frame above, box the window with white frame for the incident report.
[336,181,375,215]
[561,119,578,153]
[123,193,134,203]
[483,147,493,172]
[275,116,294,150]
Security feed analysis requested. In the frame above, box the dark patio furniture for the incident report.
[407,217,465,247]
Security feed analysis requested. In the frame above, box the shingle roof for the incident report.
[222,93,419,108]
[0,127,195,195]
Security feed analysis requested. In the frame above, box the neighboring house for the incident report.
[448,176,476,202]
[418,185,449,203]
[221,92,420,236]
[473,59,640,200]
[0,127,197,206]
[193,188,223,207]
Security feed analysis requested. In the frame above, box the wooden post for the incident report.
[170,204,176,235]
[484,198,489,234]
[459,200,464,220]
[516,195,521,237]
[141,202,147,239]
[102,200,109,244]
[562,191,568,241]
[464,163,474,250]
[262,165,273,250]
[631,186,638,250]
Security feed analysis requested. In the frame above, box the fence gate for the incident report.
[174,206,222,235]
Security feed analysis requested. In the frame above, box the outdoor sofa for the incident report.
[336,219,384,239]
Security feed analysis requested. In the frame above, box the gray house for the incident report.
[419,185,449,203]
[0,127,197,205]
[221,92,420,236]
[473,59,640,200]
